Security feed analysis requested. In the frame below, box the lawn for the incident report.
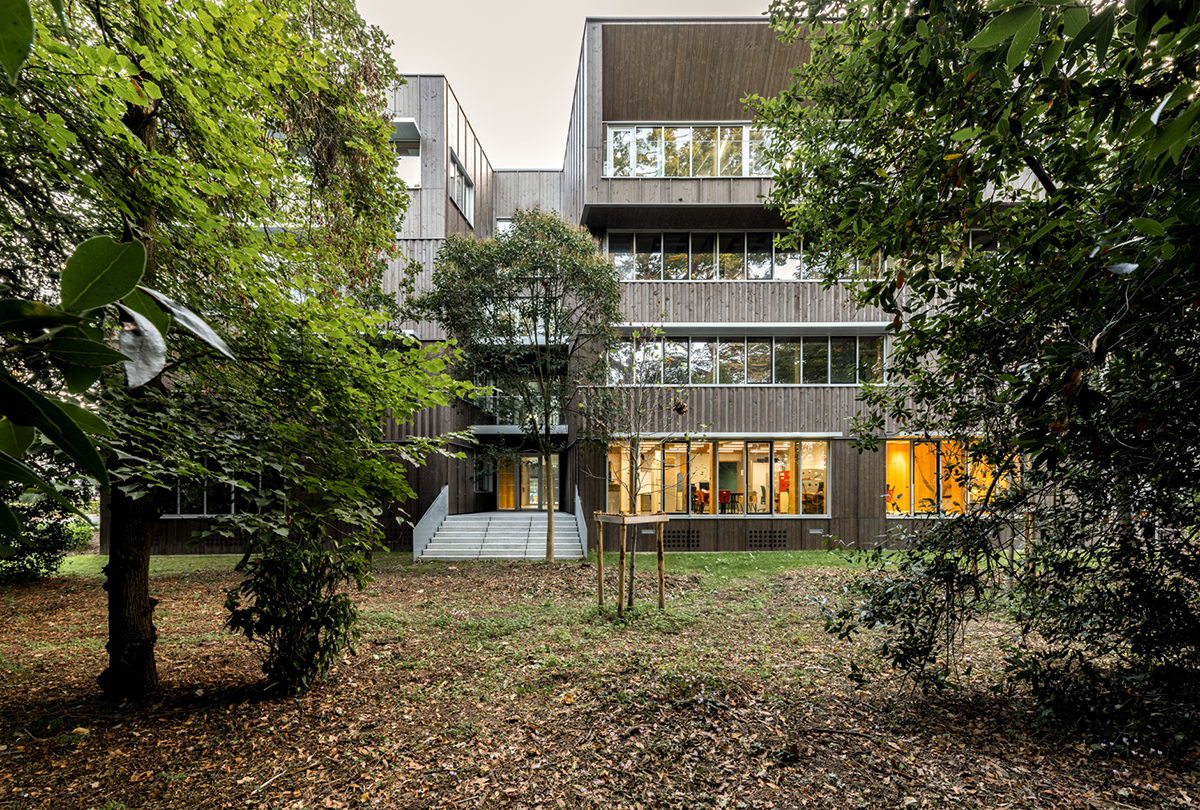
[0,552,1195,809]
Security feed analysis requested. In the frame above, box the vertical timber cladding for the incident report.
[443,81,494,239]
[600,22,811,122]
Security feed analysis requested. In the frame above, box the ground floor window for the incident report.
[607,438,828,516]
[886,438,1007,516]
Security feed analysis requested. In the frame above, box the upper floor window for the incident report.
[606,231,887,281]
[606,124,772,178]
[609,334,886,387]
[449,150,474,225]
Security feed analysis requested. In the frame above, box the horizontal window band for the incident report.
[617,322,891,336]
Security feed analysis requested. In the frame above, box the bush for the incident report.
[224,523,372,693]
[0,482,92,585]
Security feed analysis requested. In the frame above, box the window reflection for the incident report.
[663,338,689,385]
[690,233,716,280]
[691,338,716,384]
[802,337,829,384]
[747,340,772,383]
[718,233,746,280]
[663,233,689,280]
[718,338,746,384]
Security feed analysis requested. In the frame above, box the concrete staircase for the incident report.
[418,512,585,561]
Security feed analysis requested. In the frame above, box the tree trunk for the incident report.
[545,452,556,562]
[627,442,638,607]
[98,485,168,700]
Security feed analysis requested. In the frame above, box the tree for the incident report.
[753,0,1200,722]
[0,0,465,698]
[411,208,622,562]
[590,324,691,607]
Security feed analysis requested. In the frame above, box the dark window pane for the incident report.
[746,232,773,279]
[633,337,662,385]
[802,337,828,384]
[609,338,634,385]
[747,341,772,383]
[636,126,662,176]
[691,233,716,280]
[692,126,717,176]
[611,129,632,177]
[719,126,744,176]
[774,339,800,384]
[608,233,637,281]
[664,127,691,177]
[634,232,662,280]
[718,338,746,384]
[830,336,857,383]
[858,335,885,383]
[663,338,689,385]
[691,339,716,384]
[663,233,689,280]
[718,233,745,280]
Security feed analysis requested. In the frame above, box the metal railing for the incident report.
[412,484,449,561]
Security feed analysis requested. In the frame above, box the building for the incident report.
[122,17,981,556]
[386,17,922,556]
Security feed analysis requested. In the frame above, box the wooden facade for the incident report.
[133,20,912,556]
[379,19,905,554]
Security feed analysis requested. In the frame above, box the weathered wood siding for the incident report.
[561,32,590,226]
[494,171,564,220]
[444,83,493,239]
[389,237,445,341]
[621,280,888,324]
[601,22,810,122]
[392,77,447,241]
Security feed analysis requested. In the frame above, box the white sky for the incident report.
[356,0,771,169]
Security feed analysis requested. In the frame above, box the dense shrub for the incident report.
[224,522,371,693]
[0,482,93,585]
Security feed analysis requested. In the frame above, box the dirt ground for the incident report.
[0,559,1196,810]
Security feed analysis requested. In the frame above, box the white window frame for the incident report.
[449,150,474,225]
[605,123,773,179]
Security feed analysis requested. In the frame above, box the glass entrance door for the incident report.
[519,455,540,510]
[497,454,559,511]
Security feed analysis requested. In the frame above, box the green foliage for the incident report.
[412,208,621,451]
[410,208,620,559]
[757,0,1200,721]
[224,520,367,694]
[0,475,91,584]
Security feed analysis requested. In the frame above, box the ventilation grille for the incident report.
[663,528,700,551]
[383,522,413,552]
[748,528,788,551]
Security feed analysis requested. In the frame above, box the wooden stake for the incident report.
[617,523,627,619]
[595,518,604,607]
[656,520,665,610]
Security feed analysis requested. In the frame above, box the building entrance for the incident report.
[497,454,559,511]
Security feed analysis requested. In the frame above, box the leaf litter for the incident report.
[0,560,1196,809]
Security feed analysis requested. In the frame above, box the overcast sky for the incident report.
[356,0,771,169]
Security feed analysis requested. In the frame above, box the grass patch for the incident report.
[593,549,865,584]
[58,554,247,579]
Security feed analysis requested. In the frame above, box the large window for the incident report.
[607,231,884,281]
[886,439,1008,516]
[609,334,886,386]
[162,461,264,518]
[606,438,829,517]
[606,124,772,178]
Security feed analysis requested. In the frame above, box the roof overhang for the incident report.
[581,204,788,231]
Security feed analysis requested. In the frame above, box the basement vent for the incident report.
[748,528,788,551]
[663,528,700,551]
